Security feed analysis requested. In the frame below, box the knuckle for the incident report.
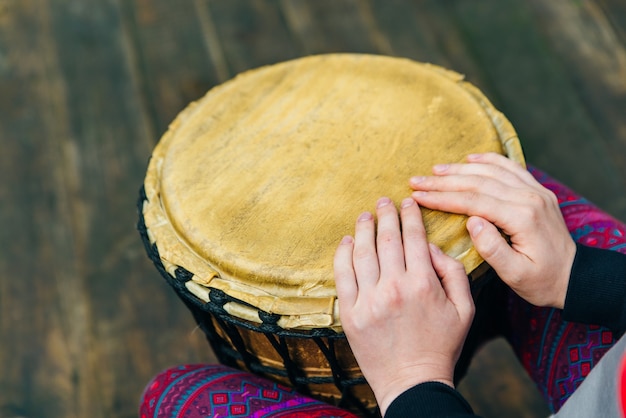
[379,283,404,306]
[488,165,507,178]
[472,174,489,189]
[546,189,559,206]
[440,258,464,277]
[466,191,481,203]
[525,191,544,205]
[346,316,367,333]
[352,246,372,261]
[401,227,423,242]
[460,300,476,322]
[517,192,550,222]
[342,316,363,334]
[477,239,500,260]
[465,304,476,324]
[448,257,465,271]
[377,229,399,245]
[413,276,435,295]
[517,205,537,223]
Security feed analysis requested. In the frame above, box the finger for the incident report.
[429,243,474,320]
[411,189,517,230]
[466,216,524,280]
[411,174,525,204]
[353,211,380,287]
[466,152,538,188]
[399,198,431,275]
[375,197,405,278]
[410,154,538,192]
[468,153,539,190]
[334,235,358,308]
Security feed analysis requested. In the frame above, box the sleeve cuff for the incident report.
[385,381,477,417]
[563,243,626,332]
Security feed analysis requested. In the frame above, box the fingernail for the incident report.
[433,164,449,173]
[358,212,373,222]
[467,153,482,161]
[410,176,425,184]
[429,243,443,255]
[377,197,392,208]
[470,220,484,237]
[340,235,354,245]
[412,191,427,198]
[401,198,414,208]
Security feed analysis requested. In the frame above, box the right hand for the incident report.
[410,153,576,309]
[333,197,474,414]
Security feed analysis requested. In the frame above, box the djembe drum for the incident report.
[138,54,525,416]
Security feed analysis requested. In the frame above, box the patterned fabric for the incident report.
[139,364,358,418]
[505,167,626,412]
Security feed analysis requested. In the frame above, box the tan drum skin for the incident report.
[141,53,525,411]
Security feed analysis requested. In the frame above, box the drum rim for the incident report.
[140,53,525,330]
[137,199,380,416]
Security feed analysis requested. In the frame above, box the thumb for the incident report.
[429,244,474,320]
[466,216,520,279]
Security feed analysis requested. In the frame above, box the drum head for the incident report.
[143,54,524,330]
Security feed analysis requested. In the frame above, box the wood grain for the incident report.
[597,0,626,47]
[444,0,625,218]
[527,0,626,218]
[281,0,386,55]
[1,0,624,417]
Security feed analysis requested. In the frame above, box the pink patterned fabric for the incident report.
[505,167,626,412]
[533,167,626,250]
[139,364,358,418]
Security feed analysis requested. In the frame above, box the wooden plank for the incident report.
[280,0,390,55]
[42,0,211,415]
[526,0,626,219]
[0,6,69,418]
[0,3,80,416]
[368,0,493,94]
[367,0,445,62]
[2,1,625,417]
[0,0,209,416]
[458,339,551,418]
[205,0,301,74]
[597,0,626,48]
[117,0,223,138]
[444,0,624,218]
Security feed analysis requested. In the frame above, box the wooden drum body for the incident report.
[138,54,525,416]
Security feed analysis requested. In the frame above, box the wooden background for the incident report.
[2,1,625,417]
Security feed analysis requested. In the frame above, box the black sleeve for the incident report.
[563,243,626,333]
[385,382,480,418]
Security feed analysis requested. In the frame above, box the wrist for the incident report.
[370,363,455,415]
[552,238,577,309]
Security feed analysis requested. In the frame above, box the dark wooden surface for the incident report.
[2,1,625,417]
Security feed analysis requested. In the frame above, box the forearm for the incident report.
[385,382,479,418]
[563,243,626,333]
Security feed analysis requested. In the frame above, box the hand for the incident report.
[410,152,576,309]
[334,197,475,415]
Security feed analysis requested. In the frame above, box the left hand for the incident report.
[334,197,475,415]
[409,153,576,308]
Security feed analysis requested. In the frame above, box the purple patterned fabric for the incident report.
[139,364,358,418]
[505,166,626,412]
